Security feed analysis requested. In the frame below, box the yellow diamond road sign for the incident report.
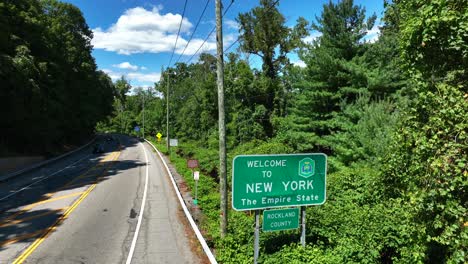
[156,133,162,139]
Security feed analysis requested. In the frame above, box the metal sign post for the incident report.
[254,210,260,264]
[193,171,200,205]
[300,206,306,246]
[232,153,328,263]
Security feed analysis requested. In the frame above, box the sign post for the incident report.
[156,132,162,142]
[232,153,327,262]
[193,171,200,205]
[254,210,260,264]
[300,206,306,246]
[188,159,200,205]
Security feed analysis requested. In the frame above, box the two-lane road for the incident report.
[0,135,200,263]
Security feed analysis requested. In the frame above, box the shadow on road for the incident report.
[0,134,144,251]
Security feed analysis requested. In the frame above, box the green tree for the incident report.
[237,0,308,135]
[278,0,378,153]
[0,0,115,155]
[382,1,468,262]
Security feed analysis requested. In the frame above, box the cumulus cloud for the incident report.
[127,72,161,83]
[92,6,223,56]
[302,31,322,44]
[364,25,381,43]
[113,62,139,70]
[225,19,239,30]
[292,59,307,68]
[101,68,160,85]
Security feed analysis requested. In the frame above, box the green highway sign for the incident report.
[263,208,299,232]
[232,154,327,211]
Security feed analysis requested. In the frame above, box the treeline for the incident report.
[0,0,115,155]
[100,0,467,263]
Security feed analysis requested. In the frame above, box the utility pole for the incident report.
[166,68,170,154]
[216,0,227,237]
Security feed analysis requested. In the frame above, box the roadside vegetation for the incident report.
[0,0,115,155]
[3,0,465,262]
[100,1,467,262]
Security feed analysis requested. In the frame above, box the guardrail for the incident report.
[0,137,97,182]
[144,139,218,264]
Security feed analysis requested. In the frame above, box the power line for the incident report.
[223,0,280,54]
[175,0,211,64]
[223,38,239,54]
[185,27,216,64]
[185,0,235,64]
[168,0,189,67]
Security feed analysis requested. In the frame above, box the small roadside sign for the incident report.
[193,171,200,205]
[134,126,140,132]
[187,159,199,169]
[263,208,299,232]
[156,132,162,141]
[170,139,178,147]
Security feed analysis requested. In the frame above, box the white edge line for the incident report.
[144,139,218,264]
[126,142,150,264]
[0,154,91,201]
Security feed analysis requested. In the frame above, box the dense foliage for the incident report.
[78,0,468,263]
[0,0,115,155]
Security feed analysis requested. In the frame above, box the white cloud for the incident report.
[364,25,381,43]
[141,66,147,70]
[292,59,307,68]
[113,62,139,70]
[225,19,239,30]
[302,31,322,44]
[127,72,161,83]
[102,68,122,81]
[101,68,160,86]
[92,6,222,56]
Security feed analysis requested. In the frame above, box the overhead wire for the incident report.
[223,0,280,54]
[175,0,211,64]
[185,0,235,64]
[168,0,189,67]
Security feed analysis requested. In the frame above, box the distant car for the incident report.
[92,143,104,154]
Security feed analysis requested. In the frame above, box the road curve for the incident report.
[0,135,201,264]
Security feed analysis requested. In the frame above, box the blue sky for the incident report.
[62,0,384,87]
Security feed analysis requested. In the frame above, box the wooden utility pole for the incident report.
[215,0,227,237]
[166,69,170,154]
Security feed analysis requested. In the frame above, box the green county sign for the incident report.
[232,154,327,211]
[263,208,299,232]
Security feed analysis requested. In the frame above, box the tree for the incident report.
[382,1,468,262]
[277,0,377,153]
[0,0,115,155]
[237,0,308,135]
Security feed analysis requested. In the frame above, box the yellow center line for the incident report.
[0,208,68,228]
[0,229,47,248]
[13,149,121,264]
[0,151,118,224]
[24,192,83,209]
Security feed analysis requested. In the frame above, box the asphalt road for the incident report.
[0,135,200,263]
